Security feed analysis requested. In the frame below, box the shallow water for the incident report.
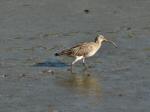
[0,0,150,112]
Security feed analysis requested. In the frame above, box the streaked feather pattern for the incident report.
[56,42,99,57]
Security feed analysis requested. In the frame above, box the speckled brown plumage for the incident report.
[55,34,117,71]
[55,42,99,57]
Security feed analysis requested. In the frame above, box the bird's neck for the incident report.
[95,39,104,47]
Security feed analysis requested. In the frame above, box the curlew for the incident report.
[55,34,117,71]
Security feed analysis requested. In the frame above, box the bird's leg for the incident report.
[68,64,73,73]
[82,58,88,69]
[82,58,85,64]
[68,56,82,73]
[82,58,86,66]
[70,64,73,73]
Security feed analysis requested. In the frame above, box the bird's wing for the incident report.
[70,42,94,56]
[58,42,87,56]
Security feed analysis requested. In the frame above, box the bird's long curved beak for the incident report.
[106,39,118,48]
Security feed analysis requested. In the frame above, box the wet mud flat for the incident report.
[0,0,150,112]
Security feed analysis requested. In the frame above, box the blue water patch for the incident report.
[33,59,69,67]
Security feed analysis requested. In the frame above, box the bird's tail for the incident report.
[55,49,71,56]
[54,52,62,56]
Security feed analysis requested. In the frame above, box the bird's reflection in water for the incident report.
[58,72,102,97]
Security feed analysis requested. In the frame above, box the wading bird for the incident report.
[55,34,117,71]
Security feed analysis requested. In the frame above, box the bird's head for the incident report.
[95,34,106,42]
[95,34,118,48]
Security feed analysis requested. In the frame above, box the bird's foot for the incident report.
[83,63,89,69]
[67,68,72,71]
[67,68,76,74]
[67,65,75,74]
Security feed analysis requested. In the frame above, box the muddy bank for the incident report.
[0,0,150,112]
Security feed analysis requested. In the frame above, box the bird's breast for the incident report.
[85,47,100,57]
